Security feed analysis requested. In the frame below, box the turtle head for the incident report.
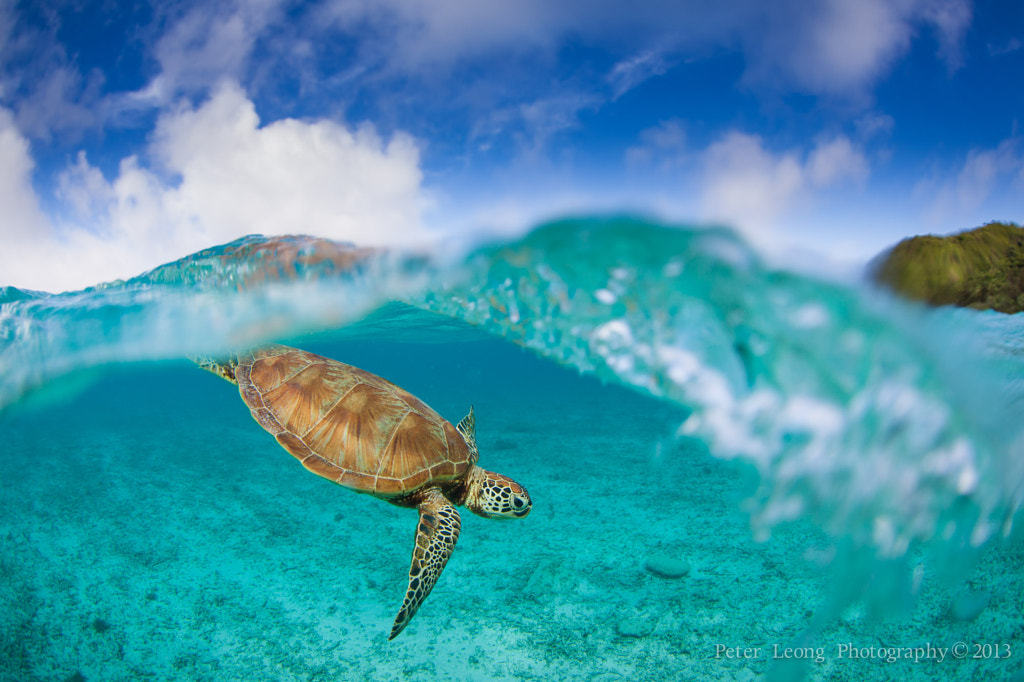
[464,467,531,519]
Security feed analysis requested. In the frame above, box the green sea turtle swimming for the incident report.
[197,344,531,639]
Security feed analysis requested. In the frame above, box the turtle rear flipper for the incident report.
[389,487,461,640]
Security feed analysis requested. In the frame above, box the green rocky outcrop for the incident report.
[871,221,1024,314]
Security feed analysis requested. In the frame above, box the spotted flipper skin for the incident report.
[390,487,462,640]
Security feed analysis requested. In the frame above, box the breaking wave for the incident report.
[3,217,1022,577]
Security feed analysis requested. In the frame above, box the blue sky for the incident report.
[0,0,1022,290]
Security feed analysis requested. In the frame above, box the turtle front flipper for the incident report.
[389,487,462,640]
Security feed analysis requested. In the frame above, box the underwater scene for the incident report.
[2,217,1023,682]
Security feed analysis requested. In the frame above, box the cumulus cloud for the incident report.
[701,132,804,233]
[1,82,428,292]
[151,82,425,243]
[0,108,52,243]
[700,131,870,241]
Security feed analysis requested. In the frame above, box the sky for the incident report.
[0,0,1022,291]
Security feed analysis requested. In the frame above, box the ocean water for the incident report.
[2,217,1023,681]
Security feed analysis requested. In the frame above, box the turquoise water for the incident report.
[2,217,1023,681]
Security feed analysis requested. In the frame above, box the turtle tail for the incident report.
[192,355,238,385]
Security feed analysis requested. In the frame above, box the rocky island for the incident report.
[871,221,1024,314]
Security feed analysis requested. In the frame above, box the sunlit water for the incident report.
[2,218,1022,681]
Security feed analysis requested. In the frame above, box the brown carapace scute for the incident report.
[196,344,532,639]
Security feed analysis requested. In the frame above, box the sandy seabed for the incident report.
[1,340,1022,682]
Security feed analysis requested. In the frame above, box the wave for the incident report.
[3,217,1023,570]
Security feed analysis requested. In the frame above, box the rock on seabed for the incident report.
[645,555,690,578]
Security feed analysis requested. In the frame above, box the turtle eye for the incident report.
[511,495,531,517]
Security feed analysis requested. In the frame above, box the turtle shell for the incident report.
[234,345,475,497]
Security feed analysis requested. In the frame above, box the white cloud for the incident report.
[701,132,805,234]
[699,131,870,242]
[57,151,116,224]
[921,0,973,69]
[741,0,971,96]
[516,92,601,151]
[987,38,1022,57]
[124,0,283,110]
[766,0,913,93]
[807,136,870,188]
[0,108,52,243]
[152,82,425,243]
[316,0,970,99]
[625,119,686,170]
[470,90,602,157]
[608,48,671,100]
[12,66,101,139]
[0,5,104,139]
[1,82,428,292]
[956,146,1011,209]
[0,0,974,148]
[854,112,895,140]
[319,0,559,69]
[920,137,1023,225]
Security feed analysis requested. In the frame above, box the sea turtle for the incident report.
[196,344,531,639]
